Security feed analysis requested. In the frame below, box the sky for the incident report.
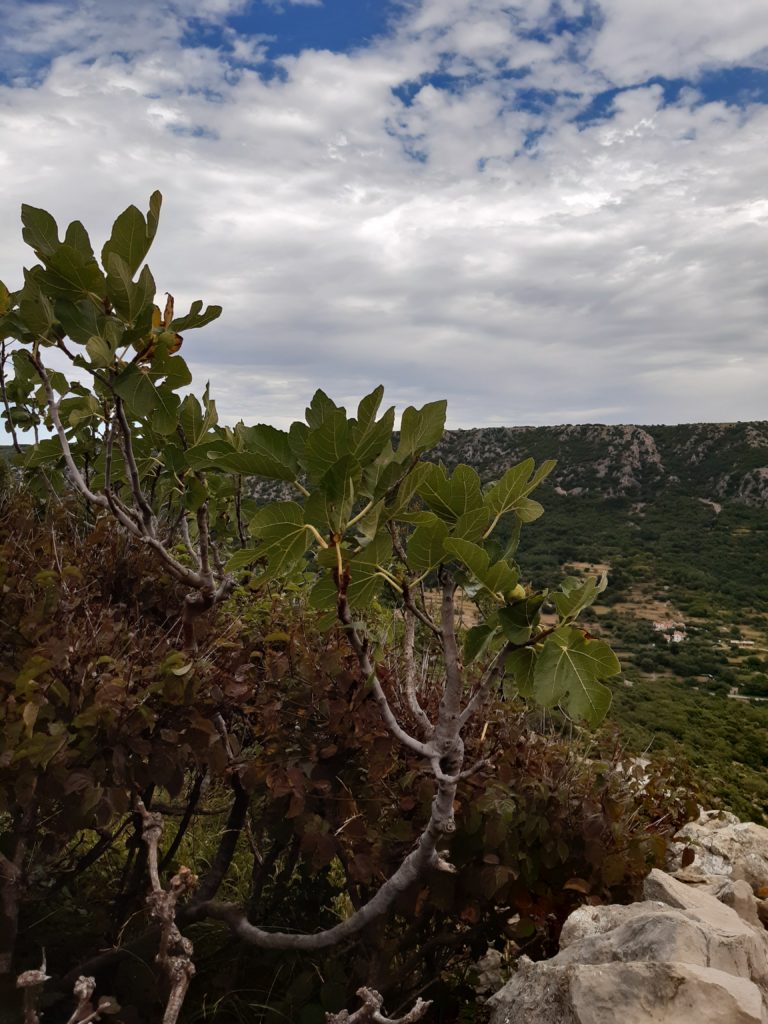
[1,0,767,429]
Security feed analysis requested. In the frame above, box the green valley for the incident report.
[428,422,768,822]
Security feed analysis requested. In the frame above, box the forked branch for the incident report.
[29,349,235,648]
[326,987,432,1023]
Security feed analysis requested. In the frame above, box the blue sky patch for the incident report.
[227,0,398,58]
[697,66,768,107]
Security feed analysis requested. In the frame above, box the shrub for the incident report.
[0,489,695,1020]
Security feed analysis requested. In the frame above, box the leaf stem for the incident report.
[347,499,374,529]
[335,542,344,580]
[304,523,329,549]
[375,569,402,594]
[482,510,503,541]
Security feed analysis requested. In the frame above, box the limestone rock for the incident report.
[559,904,645,948]
[672,810,768,892]
[472,948,507,999]
[488,959,766,1024]
[569,962,765,1024]
[668,865,765,927]
[718,880,763,929]
[488,869,768,1023]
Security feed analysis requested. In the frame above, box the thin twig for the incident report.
[336,590,433,759]
[401,579,440,637]
[400,608,433,739]
[103,412,143,529]
[234,474,247,548]
[326,986,432,1024]
[459,642,514,726]
[180,516,202,570]
[159,773,206,873]
[28,351,109,511]
[195,498,211,578]
[115,396,156,536]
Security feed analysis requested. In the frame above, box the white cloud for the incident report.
[0,0,767,430]
[588,0,768,86]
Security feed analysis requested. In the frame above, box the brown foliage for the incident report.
[0,492,697,1020]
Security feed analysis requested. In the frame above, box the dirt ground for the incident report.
[565,561,611,575]
[609,589,686,623]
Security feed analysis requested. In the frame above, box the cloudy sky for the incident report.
[1,0,767,428]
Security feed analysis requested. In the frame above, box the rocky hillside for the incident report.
[431,421,768,507]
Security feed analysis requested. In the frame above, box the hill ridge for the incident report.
[432,420,768,507]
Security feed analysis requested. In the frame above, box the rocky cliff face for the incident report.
[431,421,768,507]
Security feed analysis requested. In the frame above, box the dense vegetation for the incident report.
[514,494,768,821]
[515,491,768,615]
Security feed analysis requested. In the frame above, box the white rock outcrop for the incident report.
[671,809,768,892]
[488,868,768,1024]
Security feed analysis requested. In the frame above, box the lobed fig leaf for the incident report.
[532,627,619,726]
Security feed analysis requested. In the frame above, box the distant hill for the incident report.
[423,422,768,615]
[431,421,768,507]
